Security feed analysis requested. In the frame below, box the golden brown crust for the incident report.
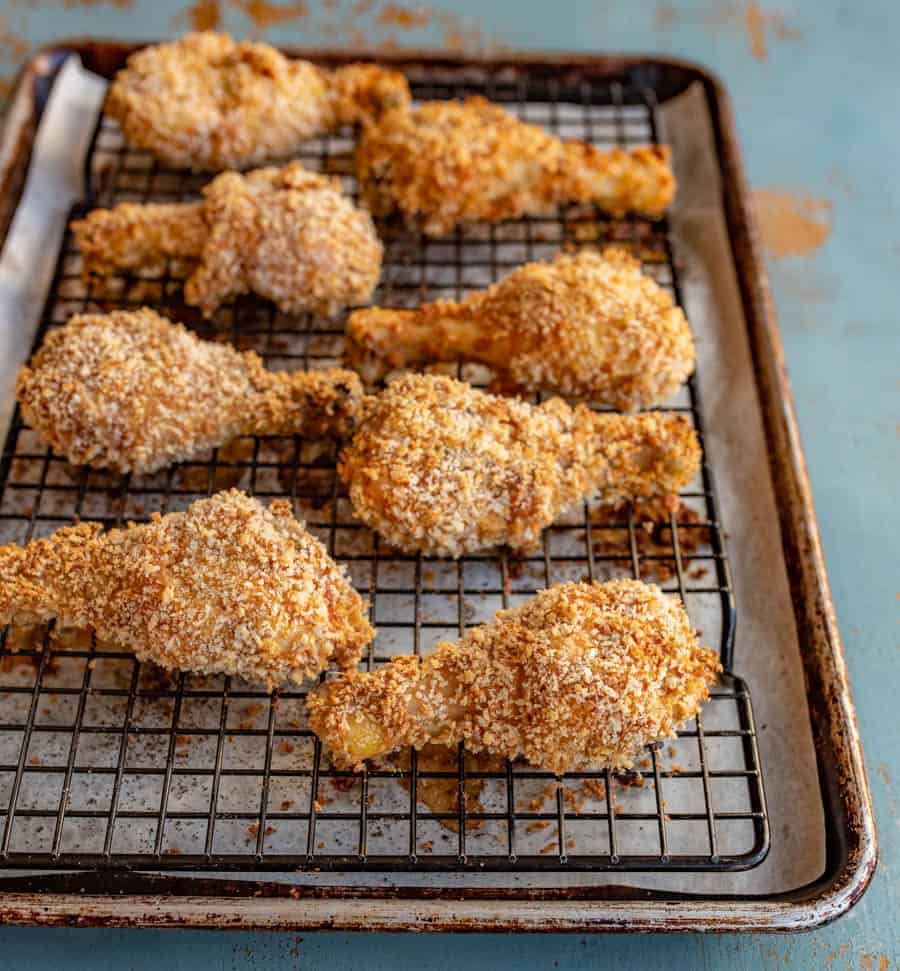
[106,31,410,170]
[16,308,364,474]
[306,579,719,774]
[69,202,207,277]
[328,62,412,127]
[346,247,695,408]
[356,96,675,234]
[339,373,700,557]
[0,490,374,686]
[71,162,383,319]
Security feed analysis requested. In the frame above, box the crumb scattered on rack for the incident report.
[564,785,585,814]
[581,779,607,802]
[388,743,501,833]
[524,782,560,813]
[591,500,711,583]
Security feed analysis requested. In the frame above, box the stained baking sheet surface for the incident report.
[0,61,822,894]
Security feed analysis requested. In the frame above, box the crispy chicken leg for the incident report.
[16,308,363,475]
[347,248,694,408]
[106,31,411,170]
[356,96,675,235]
[307,579,719,774]
[0,491,373,687]
[339,373,700,557]
[71,162,383,318]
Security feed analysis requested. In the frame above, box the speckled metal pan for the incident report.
[0,43,875,931]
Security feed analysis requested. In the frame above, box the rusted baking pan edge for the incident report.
[0,41,876,933]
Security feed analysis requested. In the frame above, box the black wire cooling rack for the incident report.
[0,65,768,873]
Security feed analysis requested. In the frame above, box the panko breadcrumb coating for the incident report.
[16,308,363,475]
[0,491,374,687]
[68,201,208,276]
[356,96,675,235]
[307,579,719,774]
[347,247,695,409]
[71,162,383,318]
[339,373,700,557]
[106,31,411,170]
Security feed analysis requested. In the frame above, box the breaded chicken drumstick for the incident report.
[357,96,675,235]
[0,491,373,687]
[16,309,363,475]
[107,31,410,170]
[340,374,700,557]
[347,247,694,409]
[307,579,719,774]
[71,162,383,318]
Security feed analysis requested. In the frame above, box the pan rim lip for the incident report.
[0,40,877,933]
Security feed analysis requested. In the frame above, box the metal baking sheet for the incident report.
[0,45,876,932]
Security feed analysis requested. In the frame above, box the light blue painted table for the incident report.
[1,1,897,966]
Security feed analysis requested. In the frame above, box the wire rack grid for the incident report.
[0,64,768,873]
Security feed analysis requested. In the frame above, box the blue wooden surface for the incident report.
[0,1,897,967]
